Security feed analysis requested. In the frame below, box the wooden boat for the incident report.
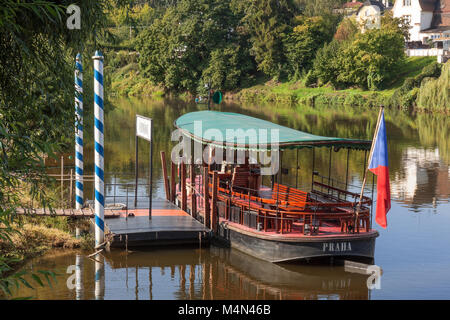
[170,111,379,263]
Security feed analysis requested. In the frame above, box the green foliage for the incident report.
[313,39,344,88]
[200,45,255,92]
[283,16,338,80]
[334,17,358,41]
[110,50,139,69]
[416,61,450,112]
[340,28,405,89]
[390,61,442,108]
[137,0,253,93]
[304,69,318,87]
[313,14,406,90]
[295,0,346,17]
[232,0,296,80]
[0,0,116,297]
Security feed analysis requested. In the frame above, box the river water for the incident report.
[11,98,449,299]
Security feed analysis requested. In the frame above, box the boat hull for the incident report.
[217,222,378,263]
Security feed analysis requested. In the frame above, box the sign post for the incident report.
[135,115,153,220]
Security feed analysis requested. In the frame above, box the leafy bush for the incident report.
[304,70,318,87]
[283,16,337,80]
[200,45,255,92]
[390,62,442,108]
[416,61,450,112]
[313,12,406,90]
[313,39,347,88]
[110,51,138,69]
[137,0,254,93]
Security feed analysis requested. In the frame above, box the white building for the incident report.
[356,1,389,31]
[392,0,450,43]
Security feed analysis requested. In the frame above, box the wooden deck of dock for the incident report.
[15,207,121,218]
[105,199,211,248]
[16,198,210,247]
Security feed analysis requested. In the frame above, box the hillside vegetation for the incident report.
[104,1,447,112]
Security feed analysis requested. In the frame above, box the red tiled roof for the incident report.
[419,0,437,11]
[342,1,364,8]
[431,0,450,27]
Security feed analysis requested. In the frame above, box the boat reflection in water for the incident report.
[11,247,371,300]
[103,246,370,300]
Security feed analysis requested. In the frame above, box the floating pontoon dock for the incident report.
[104,199,210,248]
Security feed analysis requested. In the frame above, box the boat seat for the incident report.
[231,166,250,193]
[272,183,309,211]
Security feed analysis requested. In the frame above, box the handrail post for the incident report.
[113,174,116,205]
[190,162,197,219]
[69,169,73,208]
[311,148,315,192]
[161,151,170,201]
[170,162,176,203]
[126,184,129,221]
[203,167,210,228]
[61,155,64,208]
[181,160,187,212]
[211,171,218,232]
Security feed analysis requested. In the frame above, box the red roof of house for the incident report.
[431,0,450,27]
[342,1,364,8]
[419,0,437,11]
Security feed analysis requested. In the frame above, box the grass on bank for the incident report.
[235,57,438,106]
[0,216,93,265]
[107,52,446,113]
[107,50,164,97]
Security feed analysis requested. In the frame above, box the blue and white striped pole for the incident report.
[93,51,105,247]
[94,254,105,300]
[75,53,84,210]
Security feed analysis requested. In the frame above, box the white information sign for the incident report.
[136,115,152,141]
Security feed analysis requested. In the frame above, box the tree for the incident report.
[294,0,346,16]
[334,17,358,41]
[201,45,255,92]
[313,39,346,88]
[339,25,405,89]
[0,0,117,297]
[283,16,338,80]
[137,0,254,93]
[313,12,406,90]
[381,10,411,41]
[231,0,296,80]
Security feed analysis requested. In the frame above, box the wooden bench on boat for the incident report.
[231,166,250,193]
[311,181,371,233]
[213,178,372,234]
[270,183,309,233]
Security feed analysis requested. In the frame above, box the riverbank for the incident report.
[0,216,92,277]
[229,57,447,113]
[109,55,447,113]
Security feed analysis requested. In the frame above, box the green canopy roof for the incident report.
[175,111,371,151]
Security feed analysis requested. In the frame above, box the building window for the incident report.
[403,15,411,24]
[403,0,411,6]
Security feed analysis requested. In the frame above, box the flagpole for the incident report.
[355,106,384,228]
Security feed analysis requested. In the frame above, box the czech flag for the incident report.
[368,110,391,228]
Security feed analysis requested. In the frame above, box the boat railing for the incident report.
[215,192,371,235]
[211,182,371,211]
[176,174,370,235]
[311,172,373,204]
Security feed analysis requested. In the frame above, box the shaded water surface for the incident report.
[12,98,450,299]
